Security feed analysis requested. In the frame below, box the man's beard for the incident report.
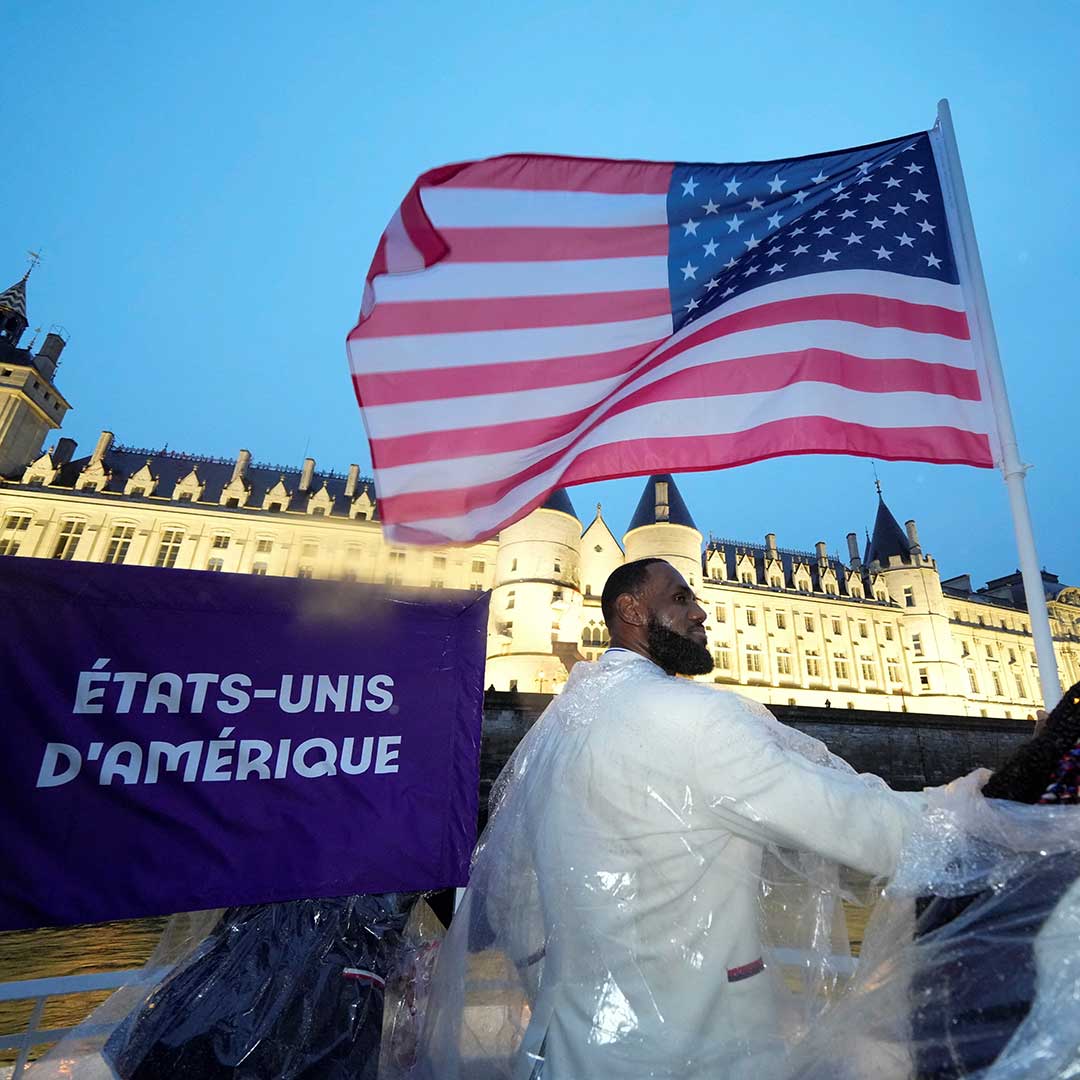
[646,617,714,676]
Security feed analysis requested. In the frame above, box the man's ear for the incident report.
[615,590,646,627]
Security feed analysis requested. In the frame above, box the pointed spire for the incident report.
[864,490,911,566]
[628,474,697,531]
[0,276,28,320]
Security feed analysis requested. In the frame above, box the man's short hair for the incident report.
[601,558,668,628]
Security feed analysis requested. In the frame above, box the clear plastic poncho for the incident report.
[784,780,1080,1079]
[412,648,927,1080]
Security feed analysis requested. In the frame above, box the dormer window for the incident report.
[178,492,193,502]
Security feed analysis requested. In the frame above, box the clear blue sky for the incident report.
[3,0,1077,586]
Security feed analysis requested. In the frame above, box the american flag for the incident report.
[347,130,998,545]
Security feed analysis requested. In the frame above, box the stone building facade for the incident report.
[2,270,1077,717]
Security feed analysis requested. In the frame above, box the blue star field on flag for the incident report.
[667,133,957,332]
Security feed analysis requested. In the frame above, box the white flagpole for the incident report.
[930,98,1062,712]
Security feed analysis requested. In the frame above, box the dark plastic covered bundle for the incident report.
[103,893,416,1080]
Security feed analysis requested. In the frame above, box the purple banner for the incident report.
[0,557,489,931]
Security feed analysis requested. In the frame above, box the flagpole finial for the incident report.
[24,250,42,280]
[871,461,882,496]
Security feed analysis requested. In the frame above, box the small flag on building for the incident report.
[347,129,999,546]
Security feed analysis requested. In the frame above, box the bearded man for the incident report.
[416,558,939,1080]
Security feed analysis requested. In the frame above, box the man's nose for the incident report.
[690,602,707,624]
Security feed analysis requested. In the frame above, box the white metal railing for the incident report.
[0,967,169,1079]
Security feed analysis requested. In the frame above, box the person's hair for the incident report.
[601,558,668,628]
[982,681,1080,802]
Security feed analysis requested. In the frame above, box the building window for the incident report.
[267,502,283,513]
[858,622,868,639]
[833,654,850,680]
[79,481,96,492]
[746,609,757,627]
[2,513,31,532]
[302,542,320,559]
[740,571,754,585]
[154,529,184,568]
[992,671,1004,696]
[585,584,592,596]
[471,559,485,574]
[715,605,727,623]
[776,612,786,629]
[805,651,822,678]
[770,575,783,588]
[824,583,837,596]
[207,557,224,572]
[919,668,930,690]
[804,615,814,633]
[225,497,240,508]
[0,536,20,556]
[510,558,517,572]
[28,476,45,486]
[876,590,887,602]
[860,656,876,682]
[469,583,483,591]
[52,519,85,560]
[831,617,842,635]
[798,579,810,593]
[431,579,444,589]
[714,644,731,671]
[178,492,194,502]
[252,562,268,576]
[298,565,314,579]
[104,525,135,564]
[912,632,924,657]
[885,624,894,641]
[129,486,146,498]
[851,584,863,599]
[212,534,230,549]
[1008,647,1017,664]
[887,659,901,683]
[968,669,979,694]
[984,643,994,659]
[1015,673,1026,697]
[256,538,273,553]
[777,649,792,675]
[961,639,970,657]
[434,555,447,571]
[904,587,915,607]
[506,591,515,610]
[553,589,564,603]
[554,558,561,573]
[746,646,763,674]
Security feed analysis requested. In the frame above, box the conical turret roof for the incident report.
[864,495,911,566]
[0,274,28,319]
[627,474,697,532]
[540,486,578,520]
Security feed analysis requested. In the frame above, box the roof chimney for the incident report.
[299,457,315,493]
[846,532,862,569]
[345,464,360,498]
[815,540,828,565]
[230,449,251,483]
[765,532,778,557]
[90,431,114,464]
[34,332,66,379]
[905,519,921,555]
[54,437,76,465]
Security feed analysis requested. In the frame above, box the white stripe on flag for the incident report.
[420,187,669,229]
[370,255,670,302]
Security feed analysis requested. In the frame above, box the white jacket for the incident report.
[517,649,925,1079]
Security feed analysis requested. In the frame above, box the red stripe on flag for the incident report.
[439,225,670,263]
[353,341,663,408]
[378,419,994,530]
[357,288,672,337]
[367,350,983,469]
[438,155,674,194]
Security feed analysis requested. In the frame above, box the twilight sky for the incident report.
[3,0,1077,586]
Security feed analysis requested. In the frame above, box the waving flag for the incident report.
[347,130,999,545]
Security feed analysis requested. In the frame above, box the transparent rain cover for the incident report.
[412,649,927,1079]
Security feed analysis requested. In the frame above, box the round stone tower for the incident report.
[486,489,584,693]
[622,474,703,589]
